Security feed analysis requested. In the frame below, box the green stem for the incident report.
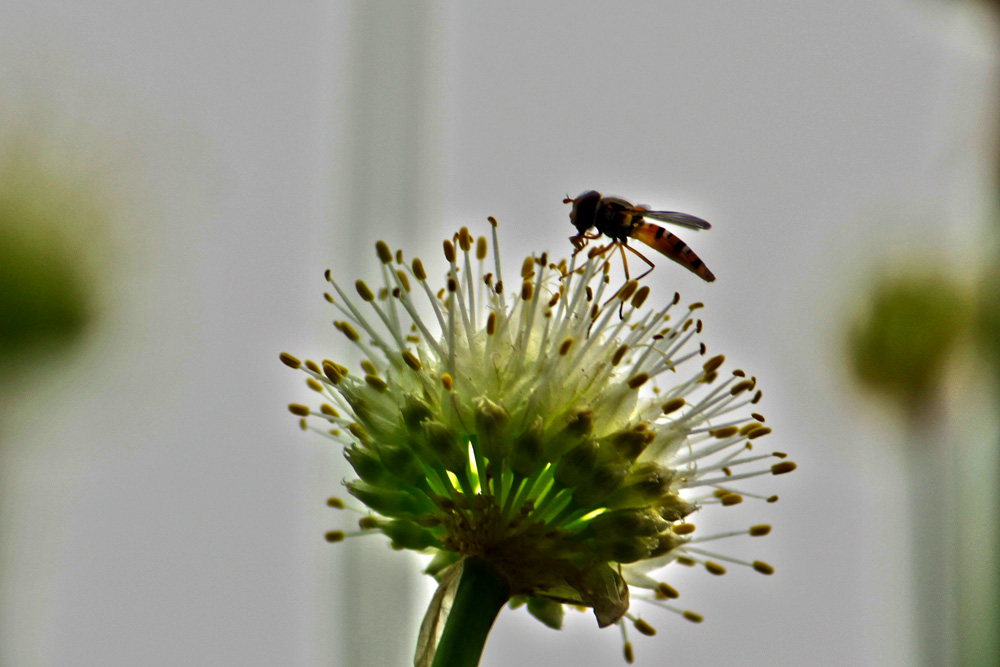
[430,557,510,667]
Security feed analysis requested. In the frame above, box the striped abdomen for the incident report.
[630,222,716,282]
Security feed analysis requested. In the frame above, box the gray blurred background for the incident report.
[1,1,997,666]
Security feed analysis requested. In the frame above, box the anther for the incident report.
[443,240,456,263]
[323,292,334,303]
[335,321,360,342]
[305,360,321,374]
[279,352,302,369]
[661,398,685,414]
[720,493,743,506]
[486,312,497,335]
[441,374,453,391]
[730,379,754,395]
[355,280,375,301]
[676,556,696,567]
[656,582,679,599]
[365,375,388,392]
[709,426,739,438]
[673,523,695,535]
[326,497,345,508]
[612,345,629,366]
[288,404,310,417]
[375,241,393,264]
[412,258,427,281]
[559,338,574,356]
[618,280,638,302]
[361,360,378,375]
[631,286,650,309]
[323,361,343,384]
[396,249,403,264]
[396,271,411,292]
[448,277,458,293]
[751,412,765,422]
[627,373,649,389]
[358,516,378,530]
[306,378,324,392]
[324,531,345,543]
[458,227,472,251]
[749,524,771,536]
[402,350,422,371]
[521,256,535,279]
[488,215,498,228]
[689,302,704,310]
[521,281,533,301]
[753,561,775,575]
[748,427,772,439]
[623,642,634,664]
[705,561,726,575]
[702,354,724,373]
[771,461,797,475]
[633,618,656,636]
[682,611,703,623]
[476,236,488,260]
[320,404,339,417]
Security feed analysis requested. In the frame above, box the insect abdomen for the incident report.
[632,223,716,282]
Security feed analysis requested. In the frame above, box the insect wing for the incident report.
[637,210,711,231]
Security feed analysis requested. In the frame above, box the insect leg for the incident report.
[622,242,656,282]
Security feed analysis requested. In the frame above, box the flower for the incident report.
[281,221,795,664]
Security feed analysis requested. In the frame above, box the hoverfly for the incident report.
[564,190,715,283]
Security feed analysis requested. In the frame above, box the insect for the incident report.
[564,190,715,283]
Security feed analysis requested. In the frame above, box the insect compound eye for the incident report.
[570,190,601,233]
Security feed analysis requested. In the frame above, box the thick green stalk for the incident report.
[430,557,510,667]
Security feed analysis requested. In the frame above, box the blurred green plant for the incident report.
[0,144,108,380]
[847,269,971,414]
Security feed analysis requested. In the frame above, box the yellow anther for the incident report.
[402,350,422,371]
[623,642,634,664]
[673,523,695,535]
[441,374,453,391]
[748,427,772,440]
[355,280,375,302]
[323,361,343,384]
[361,360,378,375]
[375,241,393,264]
[396,271,411,292]
[305,360,321,374]
[488,215,498,228]
[710,426,739,439]
[720,493,743,506]
[730,379,754,395]
[753,561,774,575]
[365,375,388,392]
[521,281,533,301]
[702,354,725,373]
[751,412,765,422]
[772,461,797,475]
[443,240,456,263]
[486,311,497,335]
[288,403,310,417]
[689,302,704,310]
[324,530,345,543]
[326,496,345,508]
[661,398,685,414]
[320,404,339,417]
[279,352,302,369]
[358,516,379,530]
[633,618,656,636]
[749,524,771,536]
[458,227,472,251]
[618,280,638,302]
[612,345,629,366]
[682,611,703,623]
[655,582,679,599]
[306,378,324,392]
[631,285,650,309]
[412,258,427,281]
[705,561,726,575]
[558,338,574,356]
[520,256,535,279]
[476,236,488,260]
[335,321,360,342]
[627,373,649,389]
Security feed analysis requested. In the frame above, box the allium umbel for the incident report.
[281,221,795,665]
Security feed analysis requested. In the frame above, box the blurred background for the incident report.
[1,1,998,666]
